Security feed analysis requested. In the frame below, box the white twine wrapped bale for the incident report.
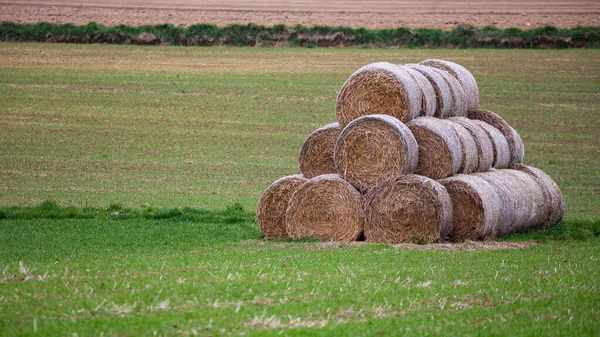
[420,59,480,111]
[405,64,453,118]
[468,109,525,165]
[400,65,437,117]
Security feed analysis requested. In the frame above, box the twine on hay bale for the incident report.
[401,65,437,117]
[334,114,418,191]
[468,109,525,165]
[471,120,511,169]
[299,122,342,179]
[441,119,479,174]
[510,164,564,227]
[335,62,421,127]
[440,174,500,241]
[285,174,363,242]
[420,59,479,111]
[257,174,308,239]
[405,64,453,118]
[407,117,462,180]
[448,117,494,172]
[364,174,453,244]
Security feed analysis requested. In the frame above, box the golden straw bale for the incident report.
[299,122,342,179]
[420,59,479,111]
[405,64,453,118]
[448,117,494,172]
[471,120,511,169]
[401,65,437,117]
[468,109,525,165]
[285,174,363,242]
[257,175,308,239]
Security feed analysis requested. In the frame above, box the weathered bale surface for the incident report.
[405,64,453,118]
[471,120,511,169]
[407,117,462,180]
[401,66,437,117]
[335,62,421,127]
[440,174,500,241]
[468,109,525,164]
[448,117,494,172]
[441,119,479,174]
[510,164,565,227]
[285,174,363,242]
[299,122,342,179]
[426,66,467,117]
[334,114,418,191]
[420,59,480,111]
[364,174,453,243]
[257,175,308,239]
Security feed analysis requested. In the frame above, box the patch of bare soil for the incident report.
[1,0,599,29]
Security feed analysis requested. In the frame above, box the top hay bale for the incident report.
[299,122,342,179]
[419,59,479,112]
[400,65,437,117]
[336,62,421,127]
[468,109,525,165]
[405,64,453,118]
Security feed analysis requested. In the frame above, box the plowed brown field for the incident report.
[1,0,599,29]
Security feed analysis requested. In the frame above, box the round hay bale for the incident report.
[405,64,453,118]
[440,119,479,174]
[257,174,308,239]
[448,117,494,172]
[406,117,462,180]
[468,109,525,164]
[419,59,479,111]
[440,174,500,241]
[285,174,363,242]
[364,174,453,244]
[334,114,418,191]
[470,120,511,169]
[510,164,564,227]
[299,122,342,179]
[400,66,437,117]
[425,66,467,117]
[473,170,518,235]
[335,62,421,127]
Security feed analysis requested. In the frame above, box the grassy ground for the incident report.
[1,43,600,335]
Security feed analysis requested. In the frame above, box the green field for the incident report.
[1,43,599,335]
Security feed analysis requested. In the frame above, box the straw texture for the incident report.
[471,120,511,169]
[420,59,480,111]
[299,122,342,179]
[424,66,467,117]
[468,109,525,164]
[405,64,453,118]
[448,117,494,172]
[401,65,437,117]
[257,174,308,239]
[441,119,479,174]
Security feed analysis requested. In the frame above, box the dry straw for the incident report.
[420,59,480,111]
[441,119,479,174]
[257,174,308,239]
[440,174,500,241]
[448,117,494,172]
[471,120,511,169]
[511,164,564,227]
[407,117,462,180]
[427,67,467,117]
[468,109,525,164]
[299,122,342,179]
[364,174,453,243]
[405,64,453,118]
[334,114,418,191]
[335,62,421,127]
[401,66,437,117]
[285,174,363,242]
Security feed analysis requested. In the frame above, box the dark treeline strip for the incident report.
[0,21,598,48]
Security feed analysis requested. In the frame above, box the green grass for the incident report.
[1,43,600,335]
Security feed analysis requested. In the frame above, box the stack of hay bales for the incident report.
[257,59,564,244]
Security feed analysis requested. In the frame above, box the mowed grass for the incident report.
[1,44,600,335]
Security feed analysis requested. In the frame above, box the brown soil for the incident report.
[1,0,599,29]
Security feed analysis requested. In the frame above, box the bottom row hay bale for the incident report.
[471,120,511,169]
[364,174,453,243]
[439,174,500,241]
[468,109,525,165]
[298,122,341,179]
[407,117,462,180]
[257,174,308,239]
[285,174,363,242]
[448,117,494,172]
[511,164,564,226]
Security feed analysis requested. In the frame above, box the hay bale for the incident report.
[364,174,453,243]
[285,174,363,242]
[334,114,418,191]
[468,109,525,164]
[473,170,518,235]
[405,64,453,118]
[440,174,500,241]
[335,62,421,127]
[406,117,462,180]
[441,119,479,174]
[448,117,494,172]
[426,67,467,117]
[419,59,479,111]
[510,164,564,227]
[256,175,308,239]
[400,66,437,117]
[299,122,342,179]
[470,120,511,169]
